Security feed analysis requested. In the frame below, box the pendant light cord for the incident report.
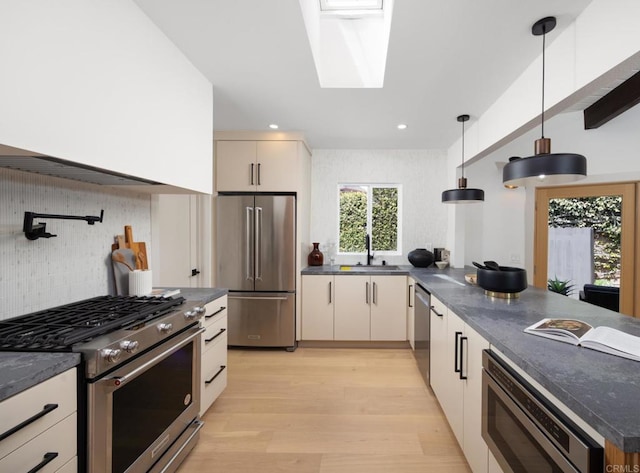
[461,118,465,178]
[541,27,546,139]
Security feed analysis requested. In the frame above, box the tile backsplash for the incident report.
[0,168,151,320]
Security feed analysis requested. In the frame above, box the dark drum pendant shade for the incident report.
[442,114,484,204]
[502,16,587,187]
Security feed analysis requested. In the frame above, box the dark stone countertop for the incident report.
[302,265,411,276]
[409,267,640,453]
[0,352,81,403]
[171,287,228,304]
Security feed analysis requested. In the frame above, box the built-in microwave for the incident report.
[481,350,603,472]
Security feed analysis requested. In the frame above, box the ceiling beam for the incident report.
[584,70,640,129]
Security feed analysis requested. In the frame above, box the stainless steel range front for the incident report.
[0,295,205,473]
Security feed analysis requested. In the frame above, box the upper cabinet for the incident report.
[216,141,298,192]
[215,135,308,193]
[0,2,213,193]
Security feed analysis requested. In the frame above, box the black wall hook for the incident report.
[23,209,104,240]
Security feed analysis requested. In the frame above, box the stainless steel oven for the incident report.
[482,350,603,472]
[87,324,203,473]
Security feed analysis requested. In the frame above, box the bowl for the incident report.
[435,261,448,269]
[476,266,527,293]
[464,273,477,285]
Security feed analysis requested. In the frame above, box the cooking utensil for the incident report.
[476,266,527,294]
[112,248,137,295]
[483,260,501,271]
[112,250,135,271]
[472,261,488,270]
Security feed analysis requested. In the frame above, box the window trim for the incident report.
[336,183,402,256]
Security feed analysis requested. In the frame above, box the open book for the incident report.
[524,318,640,362]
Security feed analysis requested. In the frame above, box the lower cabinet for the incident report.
[200,295,228,416]
[0,368,78,473]
[429,295,489,473]
[301,274,407,341]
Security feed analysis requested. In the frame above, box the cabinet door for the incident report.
[429,296,448,400]
[256,141,298,191]
[301,275,334,340]
[334,275,370,340]
[462,323,490,473]
[216,141,257,192]
[370,276,407,341]
[443,309,465,447]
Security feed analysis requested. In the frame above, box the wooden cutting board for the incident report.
[111,234,126,252]
[124,225,149,270]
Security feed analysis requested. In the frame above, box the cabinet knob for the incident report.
[191,268,201,277]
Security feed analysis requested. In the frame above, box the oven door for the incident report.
[481,350,603,473]
[87,325,203,473]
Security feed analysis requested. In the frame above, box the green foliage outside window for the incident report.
[548,196,621,284]
[339,185,399,253]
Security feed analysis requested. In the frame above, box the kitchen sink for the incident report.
[339,265,401,271]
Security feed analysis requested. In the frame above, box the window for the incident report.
[338,184,401,254]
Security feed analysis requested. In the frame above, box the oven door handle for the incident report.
[106,327,204,388]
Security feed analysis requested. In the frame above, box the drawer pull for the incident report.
[205,365,227,384]
[0,403,58,442]
[431,306,443,317]
[205,306,226,319]
[205,328,227,344]
[27,452,58,473]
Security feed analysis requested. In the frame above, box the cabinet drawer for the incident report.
[0,368,76,459]
[201,333,228,415]
[430,296,447,318]
[202,313,228,350]
[0,412,76,472]
[56,456,77,473]
[202,296,228,328]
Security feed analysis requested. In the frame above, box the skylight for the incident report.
[299,0,394,88]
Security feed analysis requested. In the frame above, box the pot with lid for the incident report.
[476,264,527,296]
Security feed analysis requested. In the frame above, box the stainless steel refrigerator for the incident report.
[216,194,296,350]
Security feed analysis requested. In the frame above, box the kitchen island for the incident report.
[303,265,640,460]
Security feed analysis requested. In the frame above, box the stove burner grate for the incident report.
[0,295,185,350]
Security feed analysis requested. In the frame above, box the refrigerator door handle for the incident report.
[245,206,254,281]
[255,206,263,281]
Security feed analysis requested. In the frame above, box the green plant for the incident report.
[547,277,575,296]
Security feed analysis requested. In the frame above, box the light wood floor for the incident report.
[178,347,471,473]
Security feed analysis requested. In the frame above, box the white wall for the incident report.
[0,169,151,320]
[310,149,447,266]
[0,0,213,193]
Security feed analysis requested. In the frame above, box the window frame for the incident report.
[336,183,402,257]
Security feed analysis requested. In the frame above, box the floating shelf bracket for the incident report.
[23,209,104,240]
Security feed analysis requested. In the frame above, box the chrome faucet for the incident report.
[365,233,373,265]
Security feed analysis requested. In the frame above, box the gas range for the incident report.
[0,295,204,378]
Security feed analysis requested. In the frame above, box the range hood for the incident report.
[0,154,161,186]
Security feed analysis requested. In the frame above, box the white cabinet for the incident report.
[301,275,335,340]
[215,140,299,192]
[334,275,371,340]
[370,276,407,341]
[200,295,228,416]
[0,368,77,473]
[301,274,407,341]
[429,295,489,473]
[407,277,416,349]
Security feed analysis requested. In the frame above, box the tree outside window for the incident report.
[338,184,400,254]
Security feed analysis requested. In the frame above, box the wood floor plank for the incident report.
[178,347,470,473]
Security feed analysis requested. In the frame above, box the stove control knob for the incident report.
[184,309,197,319]
[195,306,206,315]
[120,340,139,353]
[158,323,174,334]
[101,348,122,363]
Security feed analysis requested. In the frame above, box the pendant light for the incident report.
[442,114,485,204]
[503,16,587,187]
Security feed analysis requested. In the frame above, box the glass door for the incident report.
[534,183,636,316]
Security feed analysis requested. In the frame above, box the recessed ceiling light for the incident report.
[269,124,279,129]
[397,124,407,130]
